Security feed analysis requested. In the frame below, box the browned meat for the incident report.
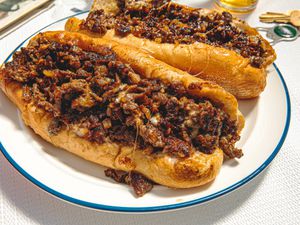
[105,169,154,197]
[48,118,64,135]
[220,135,243,159]
[126,171,154,197]
[139,123,165,148]
[80,9,115,35]
[104,168,128,183]
[163,137,191,158]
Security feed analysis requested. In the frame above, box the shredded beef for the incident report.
[80,10,115,35]
[104,168,128,183]
[81,2,267,68]
[127,171,154,197]
[2,37,242,160]
[163,137,190,157]
[105,169,154,197]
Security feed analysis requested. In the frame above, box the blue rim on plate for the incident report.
[0,12,291,213]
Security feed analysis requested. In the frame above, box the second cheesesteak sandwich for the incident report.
[65,0,276,99]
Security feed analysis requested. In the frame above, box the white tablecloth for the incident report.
[0,0,299,224]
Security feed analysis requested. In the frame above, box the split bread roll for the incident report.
[65,0,276,99]
[0,31,244,189]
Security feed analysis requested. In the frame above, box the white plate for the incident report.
[0,12,290,213]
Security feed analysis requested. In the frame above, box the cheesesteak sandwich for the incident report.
[65,0,276,99]
[0,31,244,196]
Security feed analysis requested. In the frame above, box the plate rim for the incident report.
[0,13,291,213]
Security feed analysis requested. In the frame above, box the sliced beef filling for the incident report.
[81,2,266,68]
[105,169,154,197]
[2,37,242,195]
